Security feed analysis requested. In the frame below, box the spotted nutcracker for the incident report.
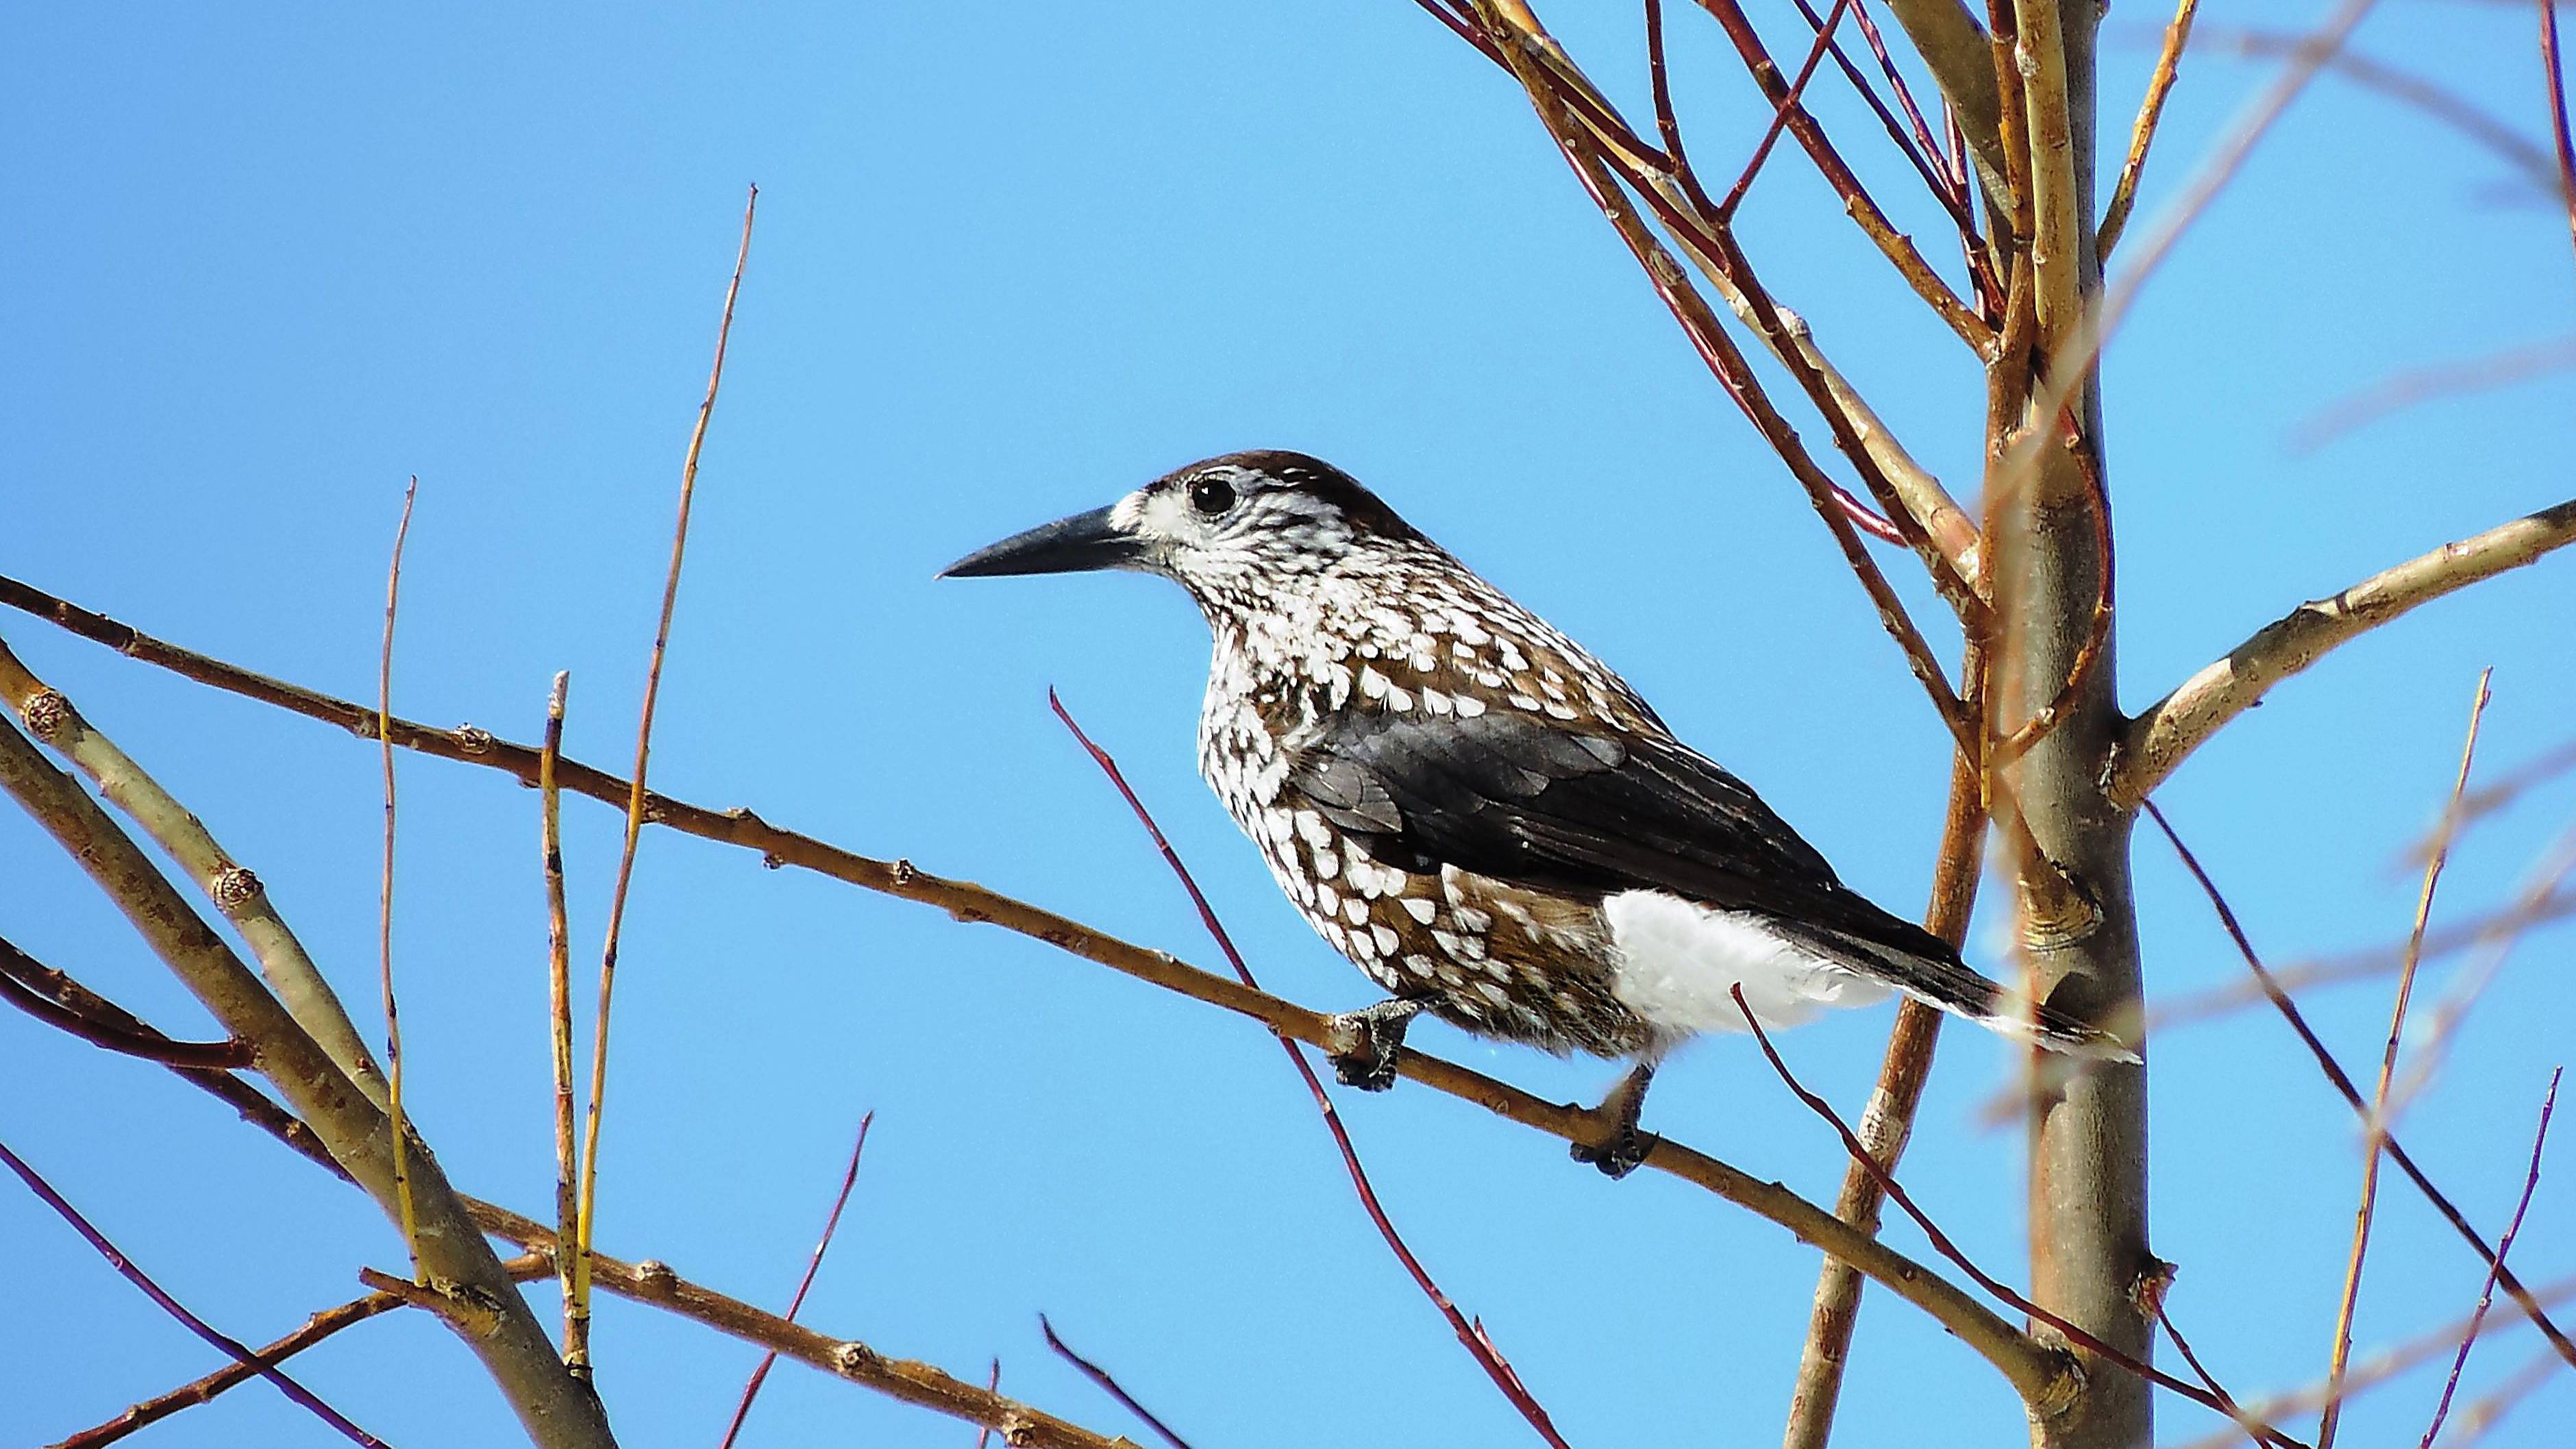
[944,451,2131,1175]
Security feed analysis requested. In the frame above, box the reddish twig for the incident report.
[2141,799,2576,1372]
[1050,691,1578,1449]
[1643,0,1720,216]
[974,1359,1002,1449]
[2542,0,2576,272]
[716,1112,876,1448]
[0,936,251,1069]
[2159,1298,2274,1448]
[55,1254,553,1449]
[1681,0,1992,348]
[1840,0,1964,199]
[1715,0,1853,219]
[1727,984,2304,1446]
[1039,1315,1195,1449]
[1782,0,1988,253]
[577,182,758,1348]
[2319,671,2491,1449]
[2420,1068,2561,1448]
[0,1135,389,1448]
[379,475,422,1279]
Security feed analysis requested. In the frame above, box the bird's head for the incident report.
[939,451,1429,607]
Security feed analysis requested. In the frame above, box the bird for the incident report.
[943,450,2133,1176]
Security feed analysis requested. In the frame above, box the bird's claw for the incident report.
[1569,1061,1658,1179]
[1568,1126,1657,1179]
[1325,999,1424,1092]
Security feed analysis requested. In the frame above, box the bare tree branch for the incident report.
[1040,1316,1196,1449]
[1730,988,2298,1445]
[0,934,251,1069]
[2417,1068,2560,1448]
[579,182,758,1357]
[2111,497,2576,806]
[0,1134,390,1448]
[0,671,617,1448]
[2319,673,2491,1449]
[715,1113,874,1449]
[2141,801,2576,1372]
[541,671,585,1378]
[2096,0,2202,258]
[0,575,2075,1403]
[1877,0,2009,195]
[2165,1275,2576,1449]
[378,475,423,1281]
[1782,731,1985,1449]
[51,1255,552,1449]
[1053,694,1574,1449]
[0,648,387,1104]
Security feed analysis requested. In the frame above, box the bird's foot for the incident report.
[1568,1062,1658,1180]
[1324,998,1426,1092]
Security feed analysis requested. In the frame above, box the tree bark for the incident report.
[1996,7,2157,1448]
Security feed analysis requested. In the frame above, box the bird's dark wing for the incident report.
[1287,706,1951,965]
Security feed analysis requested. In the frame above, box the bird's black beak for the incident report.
[939,504,1146,579]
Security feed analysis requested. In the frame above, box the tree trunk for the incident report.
[1996,6,2156,1448]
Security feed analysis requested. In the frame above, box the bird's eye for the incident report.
[1188,478,1236,517]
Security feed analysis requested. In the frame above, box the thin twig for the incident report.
[0,660,615,1446]
[2099,0,2203,258]
[0,575,2067,1397]
[2141,800,2576,1371]
[975,1359,1001,1449]
[379,475,421,1280]
[2425,1344,2559,1448]
[2148,888,2576,1030]
[2542,0,2576,272]
[1727,985,2304,1444]
[0,934,251,1069]
[0,1135,389,1448]
[716,1113,875,1449]
[1990,0,2380,534]
[2379,819,2576,1126]
[2164,1275,2576,1449]
[1040,1316,1195,1449]
[2418,1068,2560,1448]
[1782,724,1987,1449]
[2158,1300,2273,1447]
[53,1255,552,1449]
[1518,112,1977,748]
[2318,671,2490,1449]
[1422,3,1992,598]
[2290,334,2576,451]
[1677,0,1994,349]
[2111,497,2576,806]
[1785,0,1983,240]
[2170,24,2565,201]
[541,671,584,1376]
[1050,693,1575,1449]
[1716,0,1854,219]
[578,181,758,1358]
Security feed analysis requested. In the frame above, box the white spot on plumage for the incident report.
[1371,924,1401,955]
[1402,897,1437,925]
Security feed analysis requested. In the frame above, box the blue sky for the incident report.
[3,3,2572,1446]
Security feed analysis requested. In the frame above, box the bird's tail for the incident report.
[1809,924,2140,1063]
